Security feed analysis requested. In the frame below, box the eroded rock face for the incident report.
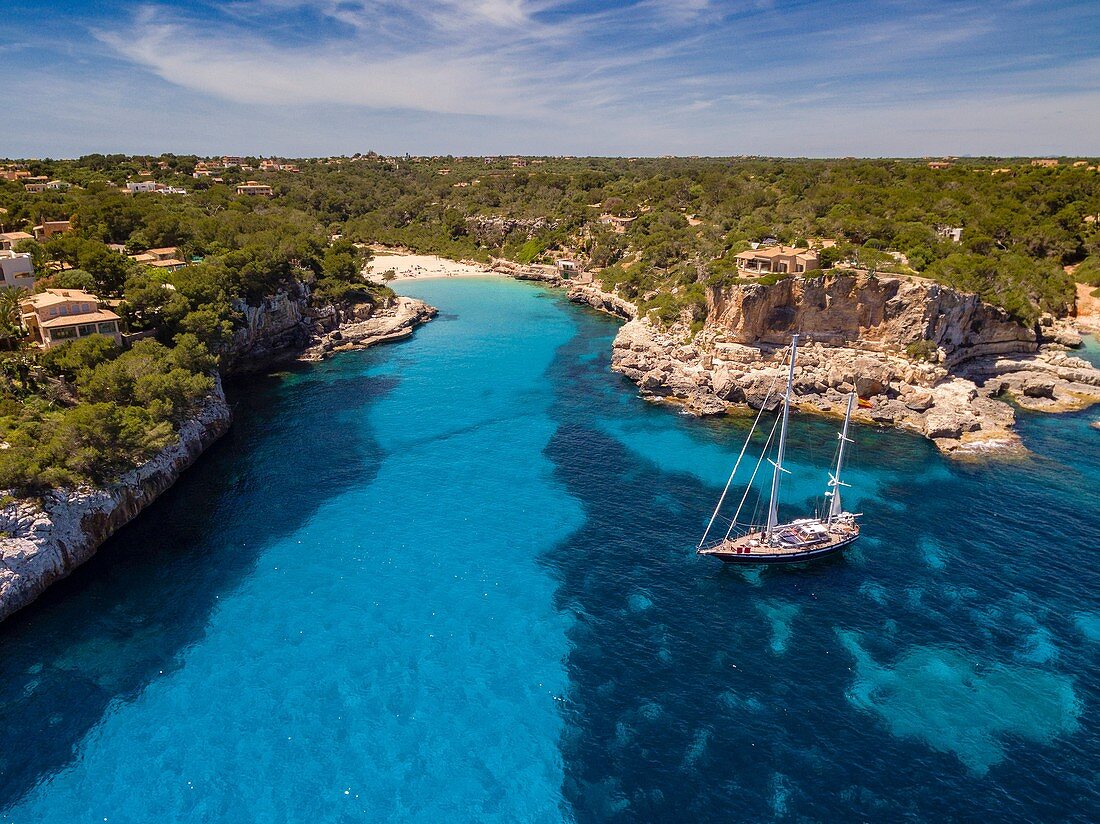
[566,284,637,321]
[298,296,437,361]
[226,284,438,371]
[0,280,440,624]
[707,274,1037,366]
[610,274,1100,455]
[225,288,313,373]
[0,378,232,623]
[466,216,559,246]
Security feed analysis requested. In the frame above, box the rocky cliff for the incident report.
[0,377,232,623]
[466,216,559,246]
[224,288,312,373]
[612,273,1100,454]
[299,296,437,361]
[226,286,437,371]
[0,285,437,624]
[706,273,1038,366]
[490,259,638,321]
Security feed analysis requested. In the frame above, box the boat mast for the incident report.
[765,334,798,539]
[827,391,856,524]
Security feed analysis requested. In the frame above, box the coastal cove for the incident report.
[1,277,1098,821]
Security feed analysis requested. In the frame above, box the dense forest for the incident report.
[1,153,1098,489]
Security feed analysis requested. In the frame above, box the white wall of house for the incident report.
[0,253,35,290]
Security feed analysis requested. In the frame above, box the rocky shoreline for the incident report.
[609,274,1100,455]
[0,377,232,623]
[612,319,1100,455]
[491,261,1100,455]
[298,295,437,362]
[0,290,438,624]
[225,286,437,373]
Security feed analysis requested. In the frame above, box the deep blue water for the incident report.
[1,278,1098,822]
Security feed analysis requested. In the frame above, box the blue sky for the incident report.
[3,0,1099,157]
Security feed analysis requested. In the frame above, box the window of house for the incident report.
[78,324,97,336]
[51,326,76,340]
[97,322,117,335]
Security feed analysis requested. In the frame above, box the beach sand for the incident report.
[366,253,498,282]
[1076,283,1100,334]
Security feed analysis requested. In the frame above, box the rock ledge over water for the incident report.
[0,377,232,623]
[609,274,1100,455]
[299,296,437,361]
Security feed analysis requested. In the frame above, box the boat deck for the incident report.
[698,518,859,562]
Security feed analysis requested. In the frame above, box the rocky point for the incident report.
[610,272,1100,455]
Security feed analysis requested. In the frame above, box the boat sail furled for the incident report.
[697,335,861,564]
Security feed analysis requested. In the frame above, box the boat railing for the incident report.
[698,525,755,552]
[698,538,730,553]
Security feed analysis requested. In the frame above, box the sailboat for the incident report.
[697,334,861,564]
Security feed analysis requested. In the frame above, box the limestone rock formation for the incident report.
[465,216,559,246]
[610,273,1100,455]
[0,378,232,623]
[299,296,437,361]
[226,288,313,372]
[706,273,1036,366]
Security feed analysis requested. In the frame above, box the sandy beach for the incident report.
[366,252,498,282]
[1076,283,1100,335]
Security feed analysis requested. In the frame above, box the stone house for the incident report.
[32,220,72,240]
[734,246,820,275]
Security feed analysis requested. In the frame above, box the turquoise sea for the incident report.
[1,277,1098,822]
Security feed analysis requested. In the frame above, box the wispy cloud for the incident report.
[95,1,712,119]
[3,0,1097,155]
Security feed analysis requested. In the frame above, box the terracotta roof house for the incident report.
[147,258,188,272]
[236,182,274,196]
[0,231,34,251]
[734,246,820,275]
[20,289,123,350]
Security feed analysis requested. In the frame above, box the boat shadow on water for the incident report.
[0,367,394,812]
